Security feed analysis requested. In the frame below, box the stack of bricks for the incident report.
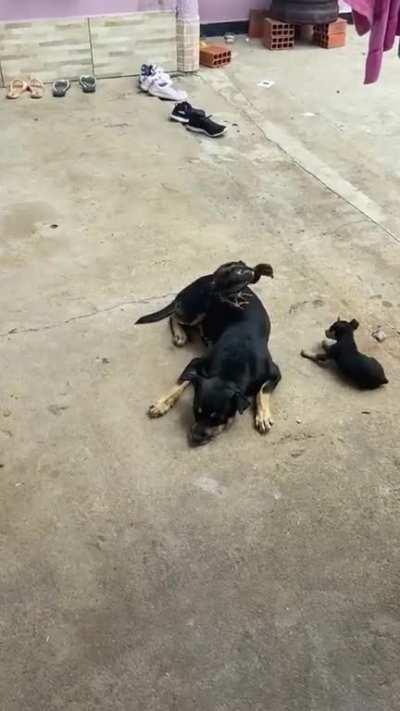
[263,18,295,50]
[313,18,347,48]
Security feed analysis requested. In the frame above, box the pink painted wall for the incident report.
[0,1,175,22]
[198,0,267,23]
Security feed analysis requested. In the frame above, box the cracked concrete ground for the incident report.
[1,31,400,711]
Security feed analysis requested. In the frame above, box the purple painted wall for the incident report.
[0,0,266,24]
[198,0,267,23]
[0,1,175,22]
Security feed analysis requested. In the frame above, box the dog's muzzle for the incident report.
[190,423,213,447]
[190,422,228,447]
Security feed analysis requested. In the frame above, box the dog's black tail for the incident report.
[135,301,175,324]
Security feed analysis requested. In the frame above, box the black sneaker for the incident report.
[186,113,227,138]
[170,101,206,124]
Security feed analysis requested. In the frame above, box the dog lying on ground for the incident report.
[301,317,388,389]
[136,261,281,446]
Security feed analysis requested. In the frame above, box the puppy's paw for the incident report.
[172,332,188,348]
[301,349,316,361]
[148,401,170,418]
[255,412,274,435]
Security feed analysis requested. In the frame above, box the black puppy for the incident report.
[301,318,388,389]
[141,285,281,446]
[136,260,273,347]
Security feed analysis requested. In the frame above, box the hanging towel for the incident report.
[347,0,400,83]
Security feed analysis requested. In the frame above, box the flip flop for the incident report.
[52,79,71,97]
[28,77,44,99]
[6,78,28,99]
[79,75,96,93]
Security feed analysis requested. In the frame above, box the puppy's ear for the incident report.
[350,319,359,331]
[178,357,207,384]
[235,391,250,414]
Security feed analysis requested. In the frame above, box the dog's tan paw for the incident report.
[255,412,274,434]
[172,332,188,347]
[148,401,170,418]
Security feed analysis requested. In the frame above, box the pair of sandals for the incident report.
[6,75,96,99]
[7,78,44,99]
[52,75,96,97]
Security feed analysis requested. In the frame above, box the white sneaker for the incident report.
[148,76,187,101]
[140,72,169,92]
[139,64,171,92]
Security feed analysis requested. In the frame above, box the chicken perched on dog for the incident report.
[301,317,388,390]
[135,260,273,347]
[136,260,280,446]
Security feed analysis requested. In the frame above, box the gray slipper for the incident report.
[52,79,71,97]
[79,74,96,93]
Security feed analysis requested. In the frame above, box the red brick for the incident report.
[313,33,346,48]
[200,45,231,68]
[248,9,268,38]
[314,18,347,36]
[263,18,295,50]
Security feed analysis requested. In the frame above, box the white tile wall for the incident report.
[90,12,177,77]
[0,18,92,84]
[0,11,179,86]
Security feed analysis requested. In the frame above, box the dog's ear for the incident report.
[350,318,359,331]
[178,358,208,384]
[235,391,250,414]
[254,263,273,281]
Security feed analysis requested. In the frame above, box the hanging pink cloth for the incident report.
[348,0,400,83]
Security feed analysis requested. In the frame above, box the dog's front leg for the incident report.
[300,349,330,364]
[255,384,274,434]
[148,380,190,418]
[321,339,334,353]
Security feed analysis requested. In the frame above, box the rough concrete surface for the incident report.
[1,30,400,711]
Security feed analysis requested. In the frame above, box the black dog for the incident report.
[301,318,388,390]
[136,263,281,445]
[136,261,273,347]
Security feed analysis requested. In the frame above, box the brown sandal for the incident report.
[6,78,28,99]
[28,77,44,99]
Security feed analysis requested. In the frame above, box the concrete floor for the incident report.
[1,29,400,711]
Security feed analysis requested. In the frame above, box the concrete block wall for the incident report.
[0,11,177,86]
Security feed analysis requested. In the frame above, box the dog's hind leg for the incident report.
[148,380,190,418]
[254,359,281,435]
[169,316,188,347]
